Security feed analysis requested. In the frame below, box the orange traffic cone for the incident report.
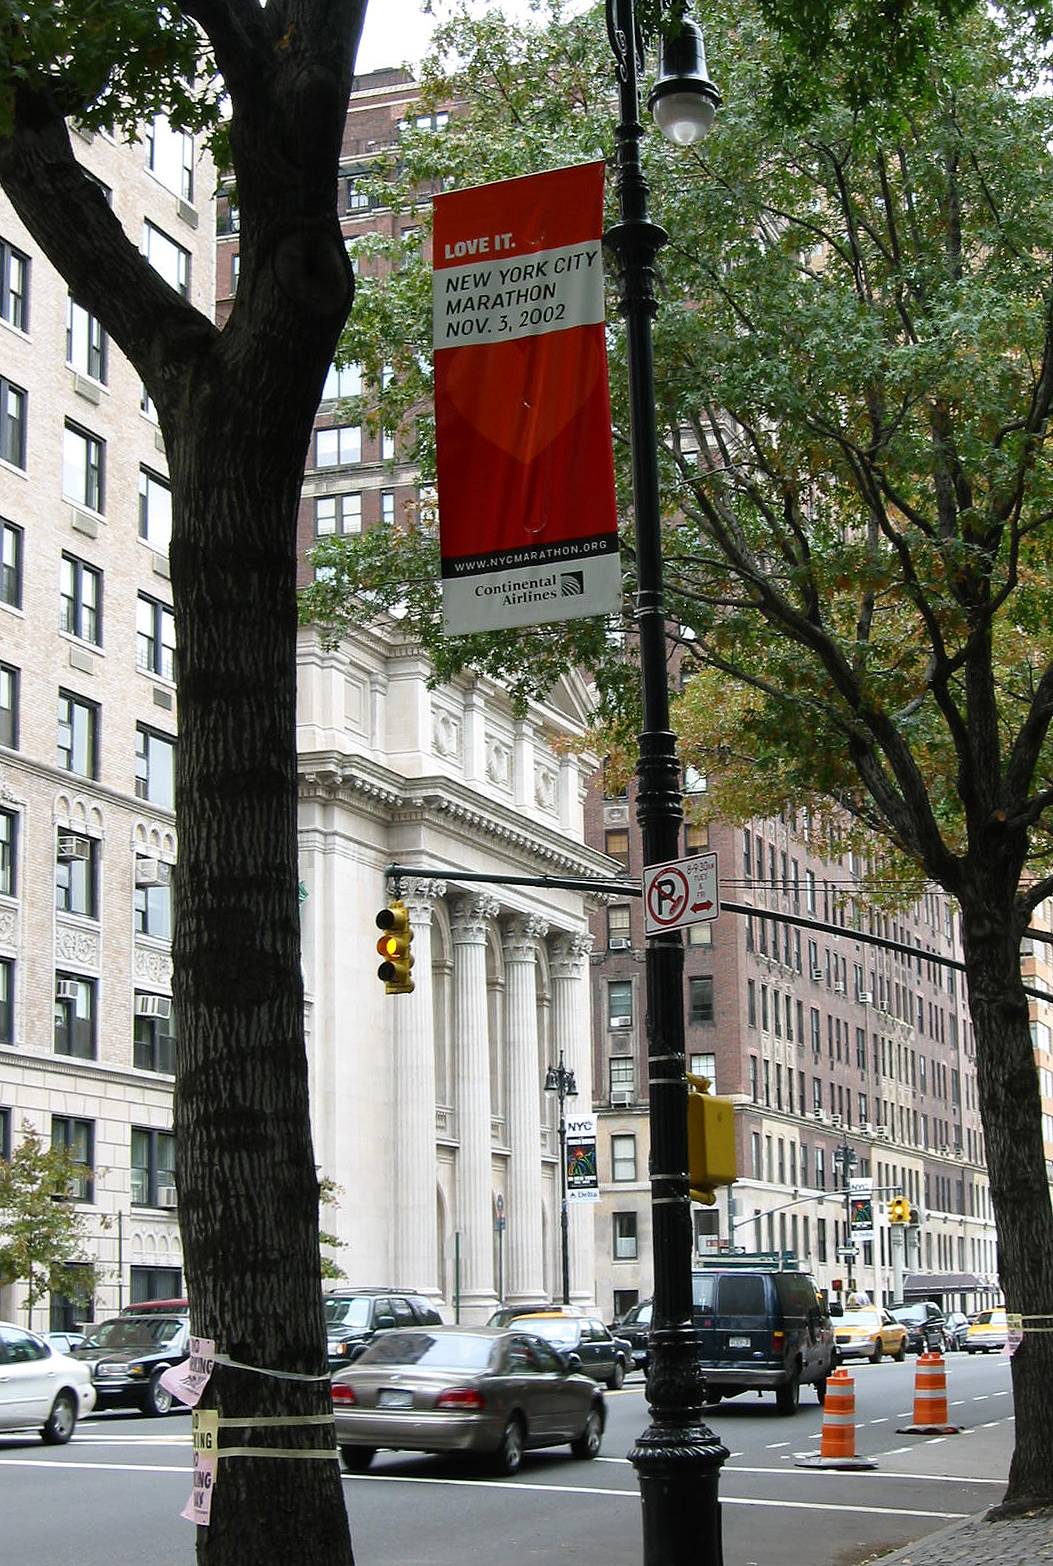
[795,1367,877,1470]
[897,1350,962,1435]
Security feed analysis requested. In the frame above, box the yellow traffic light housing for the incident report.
[888,1195,910,1225]
[376,900,414,994]
[686,1072,737,1205]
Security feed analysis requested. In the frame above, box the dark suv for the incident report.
[324,1288,442,1368]
[611,1300,652,1370]
[72,1312,190,1416]
[691,1268,836,1415]
[888,1301,948,1354]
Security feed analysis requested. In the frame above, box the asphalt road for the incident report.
[0,1351,1015,1566]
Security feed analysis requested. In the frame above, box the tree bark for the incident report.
[959,889,1053,1513]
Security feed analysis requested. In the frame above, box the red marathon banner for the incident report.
[432,161,620,634]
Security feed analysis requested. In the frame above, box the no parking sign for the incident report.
[643,853,719,937]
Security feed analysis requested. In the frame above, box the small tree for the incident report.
[0,1124,102,1325]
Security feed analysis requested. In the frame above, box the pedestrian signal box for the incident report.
[686,1072,737,1205]
[376,900,414,994]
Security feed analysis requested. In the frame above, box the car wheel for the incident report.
[703,1388,722,1405]
[493,1415,526,1476]
[814,1377,827,1406]
[141,1370,174,1417]
[41,1391,77,1445]
[893,1342,906,1363]
[340,1446,376,1473]
[570,1408,603,1461]
[775,1373,800,1416]
[966,1347,975,1354]
[607,1359,625,1391]
[870,1341,883,1364]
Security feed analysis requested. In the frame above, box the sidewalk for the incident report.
[873,1507,1053,1566]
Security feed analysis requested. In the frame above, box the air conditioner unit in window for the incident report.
[860,991,873,1005]
[610,1088,633,1107]
[135,857,171,887]
[55,979,81,1002]
[810,967,823,981]
[156,1185,178,1209]
[833,981,846,995]
[875,1125,890,1140]
[812,1107,828,1124]
[609,1015,632,1029]
[135,994,172,1021]
[830,1113,843,1129]
[862,1122,876,1137]
[609,938,631,951]
[57,835,91,862]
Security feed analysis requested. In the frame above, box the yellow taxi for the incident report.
[834,1305,908,1363]
[965,1308,1008,1353]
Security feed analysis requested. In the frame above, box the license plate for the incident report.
[727,1336,750,1349]
[377,1388,413,1409]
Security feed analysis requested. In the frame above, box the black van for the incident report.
[690,1268,836,1415]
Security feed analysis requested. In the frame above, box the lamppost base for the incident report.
[629,1417,729,1566]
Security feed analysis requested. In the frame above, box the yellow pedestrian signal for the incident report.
[686,1073,737,1205]
[888,1195,910,1225]
[376,900,414,994]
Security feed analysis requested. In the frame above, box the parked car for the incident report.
[510,1314,632,1389]
[486,1303,596,1329]
[70,1312,189,1415]
[331,1325,605,1475]
[888,1301,948,1354]
[324,1288,443,1369]
[834,1306,908,1362]
[944,1312,971,1351]
[0,1321,96,1443]
[965,1308,1008,1353]
[120,1298,188,1315]
[690,1268,836,1414]
[45,1330,86,1355]
[610,1300,651,1370]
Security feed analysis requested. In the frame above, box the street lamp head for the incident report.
[647,19,720,146]
[545,1065,559,1095]
[566,1070,578,1098]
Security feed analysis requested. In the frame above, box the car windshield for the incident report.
[842,1310,881,1329]
[87,1316,183,1348]
[974,1310,1004,1326]
[324,1298,374,1329]
[356,1332,495,1370]
[516,1317,578,1346]
[891,1305,926,1323]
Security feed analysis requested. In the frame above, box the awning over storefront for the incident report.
[903,1272,990,1296]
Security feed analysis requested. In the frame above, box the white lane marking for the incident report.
[973,1395,990,1401]
[982,1421,1001,1428]
[950,1401,966,1407]
[765,1441,790,1448]
[869,1418,889,1424]
[992,1391,1010,1397]
[0,1459,187,1474]
[724,1466,1006,1485]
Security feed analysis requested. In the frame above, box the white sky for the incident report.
[355,0,569,76]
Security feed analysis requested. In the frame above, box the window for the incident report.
[0,808,15,896]
[136,594,176,680]
[684,822,708,855]
[0,958,11,1044]
[610,1056,634,1100]
[607,904,631,948]
[0,376,26,469]
[1,238,28,330]
[608,980,633,1028]
[145,114,194,201]
[687,920,713,947]
[50,1264,95,1333]
[0,662,17,748]
[314,493,362,535]
[611,1134,636,1181]
[683,765,706,794]
[380,489,396,525]
[806,869,816,913]
[689,1051,716,1089]
[382,428,396,461]
[134,874,173,941]
[605,828,629,863]
[130,1265,182,1303]
[689,976,714,1024]
[345,173,372,212]
[1,520,21,608]
[322,361,362,401]
[135,725,176,809]
[231,252,240,293]
[613,1289,639,1319]
[51,1116,94,1201]
[63,421,104,511]
[60,553,102,644]
[134,993,176,1074]
[613,1212,638,1260]
[139,467,172,552]
[602,760,627,800]
[55,831,98,918]
[66,296,107,382]
[142,220,190,296]
[131,1126,176,1206]
[57,691,98,778]
[54,973,96,1059]
[316,425,361,467]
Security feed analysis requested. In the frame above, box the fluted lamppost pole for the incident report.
[545,1050,577,1305]
[602,3,728,1561]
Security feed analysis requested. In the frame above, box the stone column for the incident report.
[551,931,596,1306]
[393,878,446,1299]
[451,894,500,1320]
[502,915,548,1303]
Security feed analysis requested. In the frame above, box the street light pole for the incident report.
[545,1051,577,1306]
[602,3,727,1562]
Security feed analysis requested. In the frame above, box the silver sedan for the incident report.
[331,1325,606,1475]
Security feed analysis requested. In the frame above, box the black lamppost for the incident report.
[545,1050,578,1305]
[601,2,727,1562]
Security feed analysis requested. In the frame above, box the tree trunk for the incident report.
[960,897,1053,1513]
[168,358,354,1564]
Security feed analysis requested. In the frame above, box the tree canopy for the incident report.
[0,1124,103,1321]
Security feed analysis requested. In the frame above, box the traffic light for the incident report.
[376,900,414,994]
[686,1072,737,1205]
[888,1195,910,1225]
